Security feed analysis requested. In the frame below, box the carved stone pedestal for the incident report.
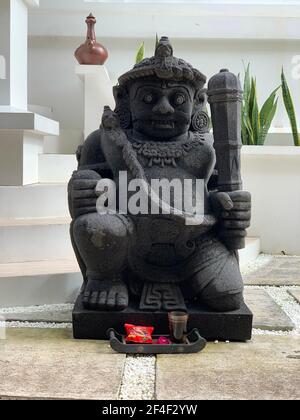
[73,294,253,342]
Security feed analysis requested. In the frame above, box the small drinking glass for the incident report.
[168,312,189,344]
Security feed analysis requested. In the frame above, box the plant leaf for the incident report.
[244,114,254,145]
[155,34,159,50]
[260,85,280,128]
[242,109,249,145]
[135,42,145,65]
[258,98,278,146]
[281,69,300,146]
[250,78,260,144]
[243,63,251,114]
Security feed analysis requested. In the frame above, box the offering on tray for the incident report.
[125,324,154,344]
[157,336,172,345]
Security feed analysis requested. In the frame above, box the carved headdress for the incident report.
[118,36,206,88]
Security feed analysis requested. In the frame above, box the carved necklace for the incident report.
[128,133,205,168]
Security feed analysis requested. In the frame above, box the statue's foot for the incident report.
[82,278,129,311]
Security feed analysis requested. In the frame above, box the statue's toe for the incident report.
[90,291,99,310]
[116,293,129,311]
[98,291,108,309]
[83,291,91,308]
[107,290,118,310]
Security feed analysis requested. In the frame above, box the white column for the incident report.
[0,0,39,111]
[0,0,61,186]
[76,65,115,138]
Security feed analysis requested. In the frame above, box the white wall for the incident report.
[28,37,83,153]
[28,36,300,152]
[242,147,300,255]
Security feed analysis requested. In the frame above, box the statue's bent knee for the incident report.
[73,213,131,279]
[203,292,244,312]
[73,213,129,248]
[199,253,244,312]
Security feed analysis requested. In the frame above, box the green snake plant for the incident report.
[135,35,160,65]
[242,64,280,146]
[281,69,300,146]
[135,42,145,64]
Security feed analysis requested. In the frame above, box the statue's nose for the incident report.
[152,96,175,115]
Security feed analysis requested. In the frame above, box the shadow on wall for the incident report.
[0,55,6,79]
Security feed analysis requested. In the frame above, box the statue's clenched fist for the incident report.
[210,190,251,247]
[68,170,101,219]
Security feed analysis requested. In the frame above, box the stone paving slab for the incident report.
[288,289,300,304]
[156,336,300,400]
[244,256,300,286]
[0,329,125,400]
[1,310,72,323]
[244,288,295,331]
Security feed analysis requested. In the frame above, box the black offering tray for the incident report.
[107,328,207,354]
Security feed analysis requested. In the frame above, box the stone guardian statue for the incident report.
[69,37,251,325]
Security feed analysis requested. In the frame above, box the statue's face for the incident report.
[129,78,195,140]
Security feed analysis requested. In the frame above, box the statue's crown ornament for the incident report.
[118,36,207,88]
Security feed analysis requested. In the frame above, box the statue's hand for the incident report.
[68,170,101,219]
[210,190,251,241]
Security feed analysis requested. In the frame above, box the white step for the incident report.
[239,237,261,269]
[0,108,59,136]
[0,183,69,218]
[0,237,261,308]
[28,104,54,120]
[0,258,81,308]
[38,154,77,183]
[0,217,73,263]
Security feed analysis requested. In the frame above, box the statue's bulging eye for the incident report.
[143,93,154,104]
[174,94,186,106]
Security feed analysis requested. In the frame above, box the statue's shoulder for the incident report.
[77,129,111,176]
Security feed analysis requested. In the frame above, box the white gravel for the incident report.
[248,285,300,336]
[119,355,156,400]
[266,286,300,335]
[0,321,72,329]
[0,304,74,314]
[240,254,273,276]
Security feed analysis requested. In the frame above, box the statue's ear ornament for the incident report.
[113,85,132,130]
[195,89,208,106]
[191,89,210,133]
[115,107,132,130]
[191,110,210,134]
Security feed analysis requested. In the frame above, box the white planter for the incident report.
[241,145,300,255]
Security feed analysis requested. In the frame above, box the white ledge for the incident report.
[242,145,300,155]
[24,0,39,7]
[0,109,59,136]
[75,65,112,83]
[0,217,70,228]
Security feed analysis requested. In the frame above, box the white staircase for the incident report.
[0,259,81,308]
[0,52,117,308]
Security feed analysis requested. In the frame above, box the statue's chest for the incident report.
[131,137,214,180]
[132,139,199,168]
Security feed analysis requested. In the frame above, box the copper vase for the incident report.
[75,13,108,65]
